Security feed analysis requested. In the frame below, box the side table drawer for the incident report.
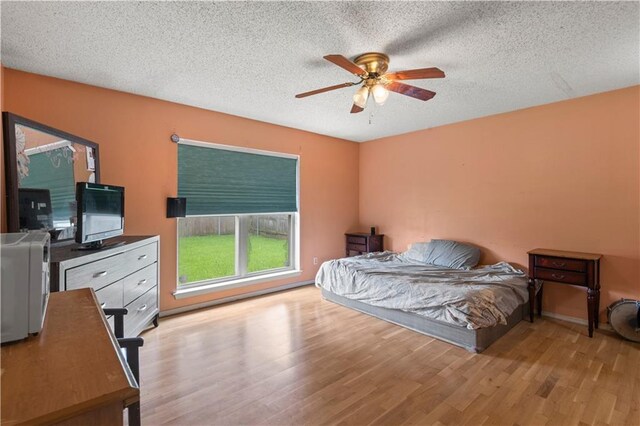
[535,256,587,272]
[347,243,367,252]
[534,267,587,286]
[345,233,384,257]
[347,236,367,245]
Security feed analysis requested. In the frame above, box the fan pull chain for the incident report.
[368,101,376,125]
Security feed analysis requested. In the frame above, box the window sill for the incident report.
[173,269,302,300]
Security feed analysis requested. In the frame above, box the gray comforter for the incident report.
[315,252,529,329]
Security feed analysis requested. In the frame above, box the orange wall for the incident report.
[2,68,360,311]
[359,86,640,321]
[3,66,638,322]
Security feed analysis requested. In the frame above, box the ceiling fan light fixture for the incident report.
[371,83,389,105]
[353,86,369,108]
[294,52,444,114]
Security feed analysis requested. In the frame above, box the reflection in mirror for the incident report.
[15,124,97,240]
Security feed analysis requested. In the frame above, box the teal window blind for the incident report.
[178,143,298,215]
[20,147,76,222]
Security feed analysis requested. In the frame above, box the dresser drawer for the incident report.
[347,236,367,245]
[123,263,157,306]
[535,256,587,272]
[95,280,124,310]
[123,242,157,271]
[534,267,587,286]
[124,287,158,336]
[347,243,367,252]
[66,252,126,291]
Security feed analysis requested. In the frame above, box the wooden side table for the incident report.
[527,248,602,337]
[345,233,384,257]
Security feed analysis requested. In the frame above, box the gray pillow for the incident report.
[403,242,431,262]
[423,239,481,269]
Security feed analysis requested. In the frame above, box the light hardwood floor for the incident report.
[138,286,639,425]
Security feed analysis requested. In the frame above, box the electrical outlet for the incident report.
[313,257,318,265]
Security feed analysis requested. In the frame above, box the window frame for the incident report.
[173,139,301,299]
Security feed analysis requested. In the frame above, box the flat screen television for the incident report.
[75,182,125,249]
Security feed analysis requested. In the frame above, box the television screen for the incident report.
[76,183,124,245]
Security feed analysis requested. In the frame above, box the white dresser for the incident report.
[51,235,160,337]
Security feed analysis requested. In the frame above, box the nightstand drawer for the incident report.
[347,243,367,252]
[535,256,586,272]
[534,267,587,286]
[347,236,367,245]
[345,233,384,257]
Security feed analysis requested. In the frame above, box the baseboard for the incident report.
[541,310,612,331]
[160,280,314,317]
[161,287,613,330]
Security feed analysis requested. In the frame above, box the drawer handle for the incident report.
[100,302,106,308]
[552,261,566,267]
[94,271,108,278]
[137,304,148,312]
[138,279,147,285]
[551,273,565,280]
[138,254,148,260]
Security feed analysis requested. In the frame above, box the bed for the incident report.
[315,247,530,353]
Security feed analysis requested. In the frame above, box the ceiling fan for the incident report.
[295,52,445,113]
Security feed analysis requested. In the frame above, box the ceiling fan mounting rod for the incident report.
[354,52,390,75]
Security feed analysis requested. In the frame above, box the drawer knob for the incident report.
[552,261,566,267]
[137,304,148,312]
[94,271,108,278]
[138,279,147,285]
[138,254,148,260]
[100,302,106,308]
[551,273,565,280]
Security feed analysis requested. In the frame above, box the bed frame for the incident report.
[321,288,528,353]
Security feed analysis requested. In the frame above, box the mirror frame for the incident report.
[2,112,100,238]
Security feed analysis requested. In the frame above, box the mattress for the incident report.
[315,252,529,330]
[322,288,528,353]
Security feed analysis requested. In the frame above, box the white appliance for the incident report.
[1,232,50,343]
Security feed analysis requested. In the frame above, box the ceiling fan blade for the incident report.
[386,82,436,101]
[324,55,368,78]
[350,104,364,114]
[385,67,445,81]
[295,82,356,98]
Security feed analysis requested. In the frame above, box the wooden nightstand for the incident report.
[345,233,384,257]
[527,248,602,337]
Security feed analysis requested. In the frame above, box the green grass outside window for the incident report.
[178,234,289,285]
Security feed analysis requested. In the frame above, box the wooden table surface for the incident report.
[1,288,139,425]
[527,248,602,261]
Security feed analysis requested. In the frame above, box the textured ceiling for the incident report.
[1,1,639,142]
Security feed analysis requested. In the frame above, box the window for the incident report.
[176,140,299,295]
[178,216,236,284]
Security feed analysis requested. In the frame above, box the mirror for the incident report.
[3,113,100,242]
